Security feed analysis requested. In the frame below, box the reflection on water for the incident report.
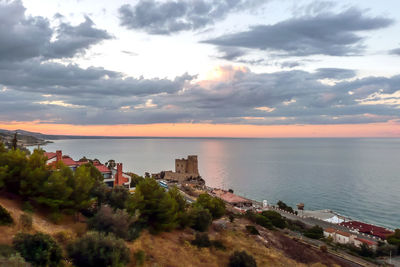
[41,138,400,229]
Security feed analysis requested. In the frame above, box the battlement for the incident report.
[175,155,198,175]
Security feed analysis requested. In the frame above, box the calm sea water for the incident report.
[40,138,400,229]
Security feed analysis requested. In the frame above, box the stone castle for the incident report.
[154,155,203,184]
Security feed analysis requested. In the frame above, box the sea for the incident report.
[38,138,400,230]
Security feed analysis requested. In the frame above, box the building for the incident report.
[324,228,354,245]
[340,220,393,240]
[324,227,378,249]
[354,237,378,250]
[211,189,253,209]
[44,150,131,189]
[154,155,203,184]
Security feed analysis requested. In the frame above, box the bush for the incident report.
[211,240,226,250]
[0,253,28,266]
[134,250,146,266]
[261,210,286,229]
[88,205,138,240]
[19,213,32,230]
[54,231,76,244]
[195,194,226,219]
[22,201,34,213]
[67,232,130,267]
[192,232,211,248]
[229,250,257,267]
[0,204,14,225]
[49,212,63,224]
[0,244,15,257]
[286,219,307,232]
[189,206,212,232]
[304,225,324,239]
[255,214,273,230]
[13,232,62,267]
[277,200,294,213]
[246,225,259,235]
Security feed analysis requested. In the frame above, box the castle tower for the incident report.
[186,155,198,174]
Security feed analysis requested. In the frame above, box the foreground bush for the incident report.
[261,210,286,229]
[304,225,324,239]
[192,232,211,248]
[189,206,212,232]
[0,204,14,225]
[88,205,138,240]
[195,194,226,219]
[229,250,257,267]
[13,232,62,267]
[67,232,130,267]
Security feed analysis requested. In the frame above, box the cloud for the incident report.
[0,0,110,62]
[313,68,356,79]
[203,7,393,56]
[118,0,266,35]
[389,48,400,55]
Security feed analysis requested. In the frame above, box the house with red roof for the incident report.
[44,150,131,190]
[324,228,355,245]
[354,237,378,250]
[340,221,393,240]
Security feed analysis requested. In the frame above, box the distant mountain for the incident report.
[0,129,50,147]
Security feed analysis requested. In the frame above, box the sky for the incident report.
[0,0,400,137]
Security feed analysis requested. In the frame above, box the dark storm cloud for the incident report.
[203,8,393,56]
[118,0,267,35]
[389,48,400,55]
[313,68,356,79]
[1,62,400,125]
[0,0,110,62]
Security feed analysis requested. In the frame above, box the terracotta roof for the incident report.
[94,163,111,173]
[60,156,77,166]
[341,221,393,239]
[324,228,351,237]
[355,238,377,246]
[44,152,57,159]
[212,189,252,204]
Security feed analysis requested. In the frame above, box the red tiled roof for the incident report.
[60,156,77,166]
[340,221,393,239]
[94,163,111,173]
[212,189,252,204]
[44,152,57,159]
[324,228,351,237]
[355,238,377,246]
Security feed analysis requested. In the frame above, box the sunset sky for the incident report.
[1,0,400,137]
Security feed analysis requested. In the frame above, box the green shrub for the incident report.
[0,253,28,266]
[229,250,257,267]
[246,225,259,235]
[49,212,63,224]
[211,240,226,250]
[21,201,34,213]
[19,213,32,230]
[134,250,146,266]
[189,206,212,232]
[277,200,294,213]
[255,214,273,230]
[67,232,130,267]
[0,244,15,257]
[191,232,211,248]
[195,194,226,219]
[88,205,137,240]
[0,204,14,225]
[261,210,286,229]
[13,232,62,267]
[304,225,324,239]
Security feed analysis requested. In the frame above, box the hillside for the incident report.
[0,129,50,148]
[0,193,358,267]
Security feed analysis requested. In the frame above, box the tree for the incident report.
[0,204,14,225]
[88,205,138,240]
[68,165,97,214]
[188,206,212,232]
[68,232,130,267]
[195,193,226,219]
[12,132,17,150]
[0,148,28,193]
[35,164,73,211]
[129,173,144,188]
[387,229,400,252]
[107,186,130,210]
[261,210,286,229]
[304,225,324,239]
[191,232,211,248]
[13,232,62,267]
[19,149,50,198]
[277,200,294,213]
[127,178,178,233]
[229,250,257,267]
[105,159,116,169]
[168,186,190,228]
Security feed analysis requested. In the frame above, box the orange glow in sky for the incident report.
[0,121,399,138]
